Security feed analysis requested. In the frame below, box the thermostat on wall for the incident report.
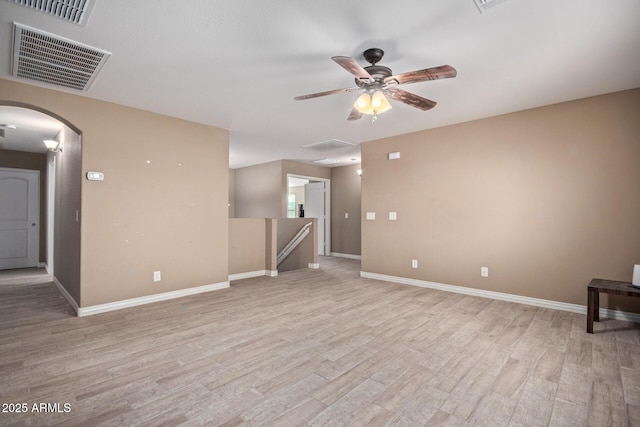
[86,171,104,181]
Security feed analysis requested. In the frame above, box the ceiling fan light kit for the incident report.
[354,90,392,122]
[294,48,456,123]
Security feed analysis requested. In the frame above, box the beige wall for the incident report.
[53,125,81,302]
[361,88,640,312]
[234,159,332,219]
[229,218,266,275]
[331,164,361,256]
[265,218,277,271]
[1,79,230,307]
[234,160,282,218]
[0,149,47,262]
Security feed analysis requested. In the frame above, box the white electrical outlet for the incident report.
[345,213,349,219]
[153,271,161,282]
[412,259,418,269]
[481,267,489,277]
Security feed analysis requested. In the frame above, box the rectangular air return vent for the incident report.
[6,0,96,25]
[473,0,510,13]
[12,23,111,92]
[302,139,354,152]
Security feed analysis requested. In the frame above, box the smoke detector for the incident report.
[5,0,96,25]
[12,23,111,92]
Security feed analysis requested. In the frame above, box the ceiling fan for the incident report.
[294,48,457,122]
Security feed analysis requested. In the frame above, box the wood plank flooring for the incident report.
[1,258,639,426]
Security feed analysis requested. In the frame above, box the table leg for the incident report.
[594,291,599,322]
[587,289,594,333]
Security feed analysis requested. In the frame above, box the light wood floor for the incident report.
[1,257,639,426]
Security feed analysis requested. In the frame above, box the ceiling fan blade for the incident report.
[294,87,360,101]
[332,56,374,81]
[384,65,457,85]
[347,107,363,121]
[385,88,437,111]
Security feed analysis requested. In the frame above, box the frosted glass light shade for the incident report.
[354,91,392,116]
[354,93,372,112]
[43,140,59,150]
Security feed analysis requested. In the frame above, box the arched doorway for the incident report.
[0,104,81,302]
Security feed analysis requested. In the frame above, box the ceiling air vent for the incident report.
[12,23,111,92]
[473,0,510,13]
[302,139,354,152]
[313,158,340,165]
[5,0,96,25]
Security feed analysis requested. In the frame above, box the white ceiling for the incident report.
[0,106,63,153]
[0,0,638,167]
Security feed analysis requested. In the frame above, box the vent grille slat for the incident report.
[19,29,105,71]
[6,0,94,25]
[12,23,111,92]
[17,57,92,90]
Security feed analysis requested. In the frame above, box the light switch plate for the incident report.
[86,171,104,181]
[366,212,376,220]
[389,212,397,220]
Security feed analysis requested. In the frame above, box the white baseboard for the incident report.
[331,252,362,260]
[229,270,267,281]
[53,276,80,314]
[360,271,640,324]
[308,263,320,269]
[229,270,278,281]
[76,281,229,317]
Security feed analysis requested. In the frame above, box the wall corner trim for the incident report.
[359,271,640,324]
[75,281,230,317]
[53,276,80,314]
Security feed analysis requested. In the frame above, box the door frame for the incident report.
[46,154,56,275]
[286,174,331,256]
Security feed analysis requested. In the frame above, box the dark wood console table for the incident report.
[587,278,640,333]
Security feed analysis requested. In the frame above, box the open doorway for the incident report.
[287,174,331,256]
[0,104,81,303]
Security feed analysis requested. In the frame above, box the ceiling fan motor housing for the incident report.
[363,48,385,65]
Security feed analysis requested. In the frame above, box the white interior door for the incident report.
[0,168,40,270]
[304,182,326,255]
